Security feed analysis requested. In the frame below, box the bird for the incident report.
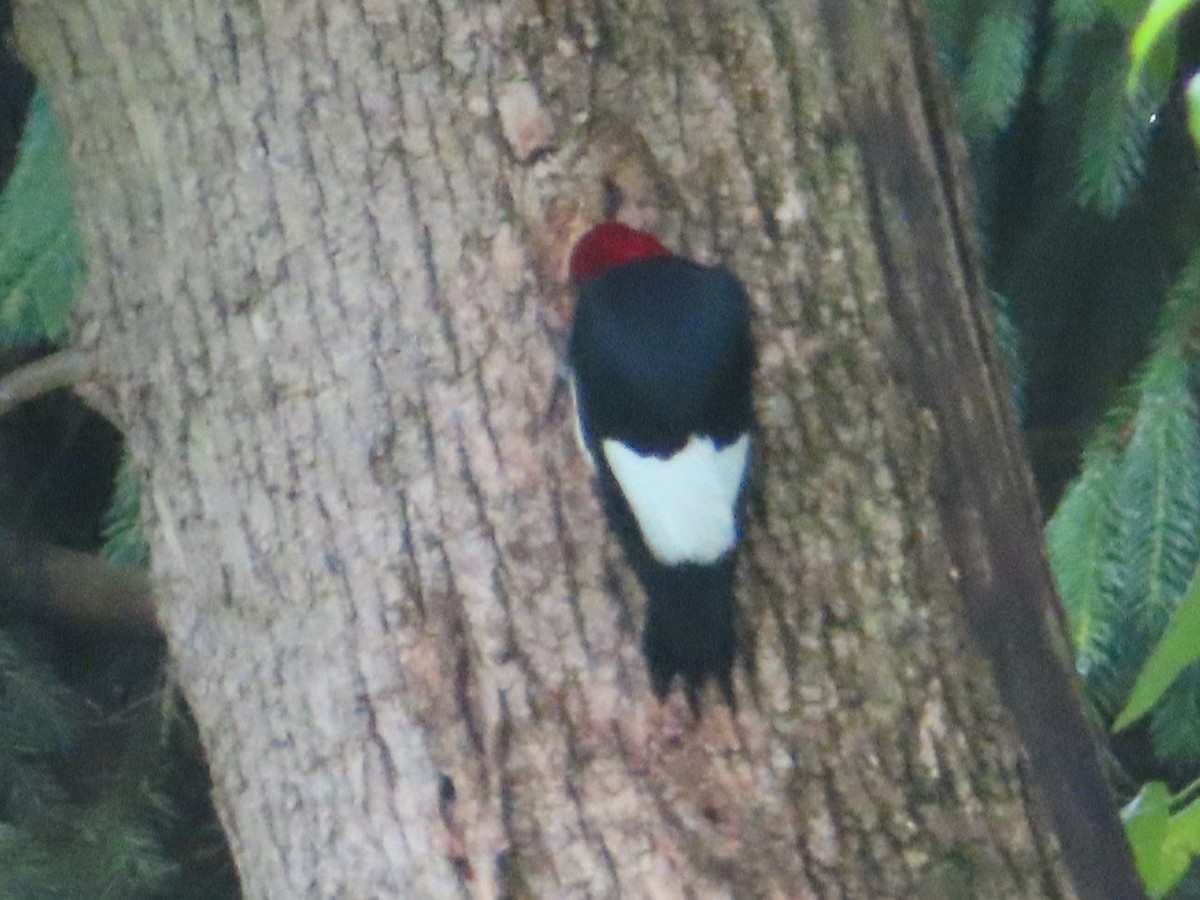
[566,221,755,710]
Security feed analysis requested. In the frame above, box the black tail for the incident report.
[639,557,737,712]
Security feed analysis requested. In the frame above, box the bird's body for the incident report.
[567,224,755,707]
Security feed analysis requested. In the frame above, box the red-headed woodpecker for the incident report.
[567,222,755,709]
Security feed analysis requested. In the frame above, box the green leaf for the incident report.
[1147,664,1200,765]
[0,86,83,347]
[992,291,1026,399]
[63,800,178,898]
[924,0,973,76]
[1162,793,1200,889]
[1107,353,1200,628]
[1127,0,1199,94]
[1038,28,1082,104]
[1187,72,1200,157]
[1077,61,1157,215]
[1053,0,1107,31]
[1123,782,1200,898]
[1084,350,1200,733]
[1124,781,1175,897]
[1110,267,1200,766]
[0,823,57,900]
[0,633,73,757]
[1116,558,1200,730]
[1047,443,1119,671]
[1154,248,1200,360]
[959,0,1036,136]
[101,453,148,568]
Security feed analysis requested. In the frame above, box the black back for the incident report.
[569,256,754,458]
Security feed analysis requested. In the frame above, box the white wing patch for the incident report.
[602,433,750,565]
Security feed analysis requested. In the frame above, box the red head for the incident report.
[568,222,671,284]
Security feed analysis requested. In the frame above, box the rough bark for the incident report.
[14,0,1137,898]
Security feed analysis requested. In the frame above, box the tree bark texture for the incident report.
[15,0,1137,898]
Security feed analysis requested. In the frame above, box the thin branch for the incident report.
[0,536,158,633]
[0,348,95,417]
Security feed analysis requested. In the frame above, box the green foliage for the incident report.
[1046,442,1118,673]
[1076,60,1158,216]
[1128,782,1195,900]
[937,0,1200,767]
[1104,244,1200,891]
[935,0,1173,218]
[934,0,1200,892]
[0,632,72,756]
[103,453,148,568]
[0,86,83,346]
[1103,353,1200,648]
[1053,0,1106,33]
[1188,73,1200,153]
[0,83,229,898]
[0,90,150,570]
[992,291,1029,418]
[0,632,179,898]
[1125,781,1176,897]
[1123,780,1200,898]
[1128,0,1199,92]
[1047,253,1200,771]
[1040,187,1200,896]
[1117,555,1200,732]
[958,0,1036,136]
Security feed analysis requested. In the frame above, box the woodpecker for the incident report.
[567,222,755,709]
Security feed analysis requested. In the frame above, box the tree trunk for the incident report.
[14,0,1139,897]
